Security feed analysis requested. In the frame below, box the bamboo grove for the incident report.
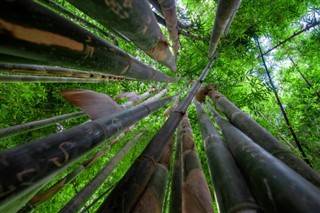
[0,0,319,212]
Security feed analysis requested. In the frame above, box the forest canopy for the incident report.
[0,0,319,212]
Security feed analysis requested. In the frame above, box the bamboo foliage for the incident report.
[208,105,320,212]
[207,89,320,188]
[0,95,173,211]
[194,101,259,213]
[60,132,144,213]
[96,57,217,212]
[0,0,175,82]
[180,114,214,213]
[0,112,85,139]
[66,0,177,71]
[208,0,242,57]
[0,63,125,80]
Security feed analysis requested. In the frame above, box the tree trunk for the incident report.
[0,112,84,139]
[66,0,176,71]
[208,0,242,57]
[96,57,218,212]
[0,0,175,82]
[59,133,143,213]
[0,96,173,211]
[209,105,320,212]
[194,101,259,213]
[207,89,320,188]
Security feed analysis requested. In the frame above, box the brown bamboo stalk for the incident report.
[0,112,85,139]
[59,132,144,213]
[96,56,218,212]
[207,89,320,188]
[66,0,177,71]
[0,0,176,82]
[180,114,214,213]
[208,0,242,57]
[0,63,126,80]
[158,0,180,58]
[195,101,259,213]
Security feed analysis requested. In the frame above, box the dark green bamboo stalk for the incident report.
[66,0,176,71]
[208,105,320,212]
[194,101,259,213]
[180,114,214,213]
[256,39,312,167]
[0,75,124,83]
[38,0,118,45]
[257,20,320,58]
[169,124,182,213]
[18,125,136,213]
[60,132,144,213]
[0,95,173,212]
[96,56,218,213]
[158,0,180,58]
[0,63,125,80]
[207,89,320,187]
[0,0,175,82]
[0,112,85,139]
[132,137,174,213]
[289,58,320,100]
[208,0,242,57]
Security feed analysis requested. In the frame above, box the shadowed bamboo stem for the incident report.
[195,101,258,213]
[208,105,320,212]
[0,0,175,82]
[207,89,320,188]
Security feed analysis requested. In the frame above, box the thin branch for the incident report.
[257,20,320,58]
[256,38,312,167]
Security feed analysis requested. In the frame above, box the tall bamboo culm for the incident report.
[194,101,259,213]
[208,105,320,212]
[207,89,320,188]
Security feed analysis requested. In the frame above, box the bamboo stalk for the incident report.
[207,89,320,188]
[0,0,175,82]
[180,114,214,213]
[208,0,242,57]
[256,39,312,167]
[38,0,118,45]
[66,0,176,71]
[0,75,123,83]
[0,96,173,212]
[208,105,320,212]
[169,124,183,213]
[194,101,259,213]
[132,137,174,213]
[96,56,218,212]
[60,132,144,213]
[0,63,125,80]
[18,125,136,212]
[158,0,180,58]
[0,112,85,139]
